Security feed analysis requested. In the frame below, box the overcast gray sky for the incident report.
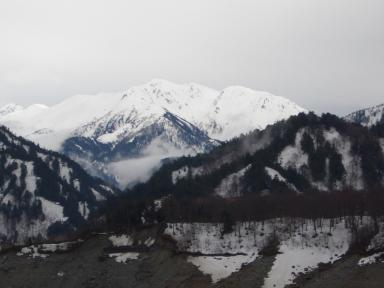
[0,0,383,115]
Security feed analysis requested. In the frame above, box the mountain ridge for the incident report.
[129,112,384,202]
[0,80,305,187]
[0,125,119,246]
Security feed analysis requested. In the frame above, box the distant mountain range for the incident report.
[0,79,305,187]
[0,126,118,246]
[345,103,384,126]
[1,82,384,247]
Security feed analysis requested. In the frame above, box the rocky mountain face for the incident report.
[132,113,384,200]
[0,80,305,187]
[0,126,118,246]
[345,103,384,127]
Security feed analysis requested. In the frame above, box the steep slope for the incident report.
[345,103,384,127]
[132,113,384,200]
[0,80,305,187]
[63,111,217,186]
[0,126,118,246]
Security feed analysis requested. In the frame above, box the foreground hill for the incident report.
[130,113,384,203]
[0,126,118,246]
[0,221,383,288]
[0,80,305,187]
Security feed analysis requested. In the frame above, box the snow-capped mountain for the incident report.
[0,126,118,246]
[0,79,306,187]
[345,103,384,127]
[0,103,23,117]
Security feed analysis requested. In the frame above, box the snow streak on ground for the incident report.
[107,234,155,264]
[165,218,361,285]
[17,240,83,258]
[187,254,257,283]
[109,235,134,247]
[358,252,384,266]
[17,246,48,259]
[263,220,350,288]
[108,252,140,263]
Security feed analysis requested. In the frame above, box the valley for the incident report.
[0,83,384,287]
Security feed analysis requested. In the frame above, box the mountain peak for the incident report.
[0,103,24,117]
[0,80,306,187]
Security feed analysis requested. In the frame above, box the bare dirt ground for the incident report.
[0,235,383,288]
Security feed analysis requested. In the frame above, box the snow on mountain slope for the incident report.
[0,79,305,146]
[345,103,384,127]
[277,127,364,191]
[151,113,384,200]
[0,80,305,187]
[0,95,119,150]
[202,86,306,140]
[0,126,118,246]
[63,111,217,187]
[215,165,252,198]
[0,103,23,117]
[265,167,299,193]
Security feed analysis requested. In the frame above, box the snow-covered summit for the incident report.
[114,79,306,141]
[0,80,306,186]
[0,79,305,146]
[0,103,23,117]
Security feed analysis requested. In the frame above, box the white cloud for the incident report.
[108,137,194,188]
[0,0,383,114]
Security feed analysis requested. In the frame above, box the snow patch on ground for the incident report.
[187,254,257,283]
[358,252,384,266]
[368,223,384,251]
[263,220,350,288]
[109,252,139,263]
[109,234,134,247]
[144,237,156,247]
[166,218,356,286]
[17,246,48,258]
[17,240,82,258]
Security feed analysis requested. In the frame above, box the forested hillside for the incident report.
[105,113,384,227]
[0,126,119,246]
